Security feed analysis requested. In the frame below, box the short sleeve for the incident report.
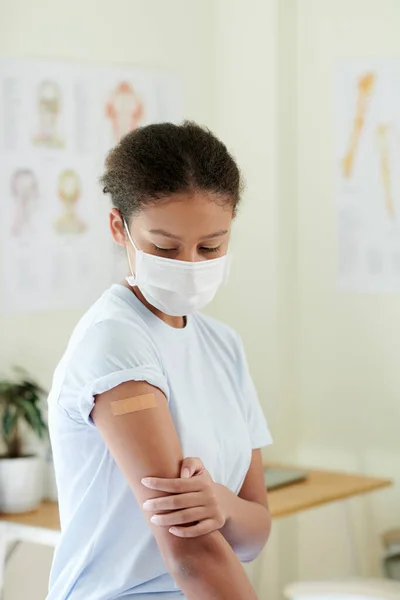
[59,319,169,425]
[235,335,273,449]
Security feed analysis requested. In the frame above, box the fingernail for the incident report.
[151,515,161,524]
[142,500,151,510]
[182,468,190,479]
[141,478,152,487]
[169,527,178,534]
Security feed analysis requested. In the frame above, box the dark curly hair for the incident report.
[101,121,242,220]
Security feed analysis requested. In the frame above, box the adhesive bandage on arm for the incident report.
[111,394,157,416]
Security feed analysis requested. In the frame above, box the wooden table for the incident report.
[0,501,60,531]
[0,466,391,531]
[267,466,391,519]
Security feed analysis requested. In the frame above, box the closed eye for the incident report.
[200,246,221,254]
[154,246,177,254]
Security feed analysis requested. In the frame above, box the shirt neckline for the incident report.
[111,284,193,337]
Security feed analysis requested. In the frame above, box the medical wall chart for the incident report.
[0,59,183,314]
[335,62,400,293]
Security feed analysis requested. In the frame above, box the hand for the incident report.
[142,457,226,537]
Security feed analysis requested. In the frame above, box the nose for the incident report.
[177,248,205,263]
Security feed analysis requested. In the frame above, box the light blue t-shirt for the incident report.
[47,284,272,600]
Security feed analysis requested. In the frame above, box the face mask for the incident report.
[124,223,230,316]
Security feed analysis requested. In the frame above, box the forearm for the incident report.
[216,484,271,562]
[166,531,258,600]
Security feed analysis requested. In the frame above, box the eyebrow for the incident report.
[148,229,229,241]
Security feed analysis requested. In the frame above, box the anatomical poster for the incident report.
[0,59,183,314]
[335,61,400,293]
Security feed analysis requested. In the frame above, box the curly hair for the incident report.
[101,121,242,220]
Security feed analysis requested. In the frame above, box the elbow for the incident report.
[240,555,257,564]
[236,539,269,563]
[235,540,267,563]
[238,548,264,563]
[236,511,272,563]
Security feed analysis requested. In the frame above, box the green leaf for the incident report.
[15,399,47,439]
[0,384,14,400]
[0,369,47,452]
[2,408,18,439]
[21,378,46,397]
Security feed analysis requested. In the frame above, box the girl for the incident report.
[47,122,272,600]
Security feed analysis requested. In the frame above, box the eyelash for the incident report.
[201,246,221,254]
[154,246,175,253]
[154,246,221,254]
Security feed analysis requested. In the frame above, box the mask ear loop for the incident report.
[123,220,137,285]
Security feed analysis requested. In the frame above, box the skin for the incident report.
[92,191,271,599]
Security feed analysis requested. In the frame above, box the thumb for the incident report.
[180,457,204,479]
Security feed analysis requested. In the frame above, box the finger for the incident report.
[169,519,218,538]
[180,457,204,479]
[142,476,203,493]
[143,492,200,512]
[150,507,206,527]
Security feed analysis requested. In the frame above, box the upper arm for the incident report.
[238,449,269,509]
[235,334,271,507]
[92,379,182,495]
[234,334,273,450]
[91,379,210,570]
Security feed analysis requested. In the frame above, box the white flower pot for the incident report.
[0,456,43,513]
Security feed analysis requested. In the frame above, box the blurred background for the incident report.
[1,0,400,599]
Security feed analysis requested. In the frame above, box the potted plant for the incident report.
[0,368,47,513]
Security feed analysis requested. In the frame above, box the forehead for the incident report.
[134,192,233,236]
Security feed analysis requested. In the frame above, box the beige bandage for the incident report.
[111,394,157,416]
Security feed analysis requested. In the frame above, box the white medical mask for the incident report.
[124,223,230,316]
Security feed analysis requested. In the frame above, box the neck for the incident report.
[124,282,186,329]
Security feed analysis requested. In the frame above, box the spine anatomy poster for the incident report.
[0,59,183,314]
[335,62,400,293]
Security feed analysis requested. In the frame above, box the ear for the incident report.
[110,208,126,247]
